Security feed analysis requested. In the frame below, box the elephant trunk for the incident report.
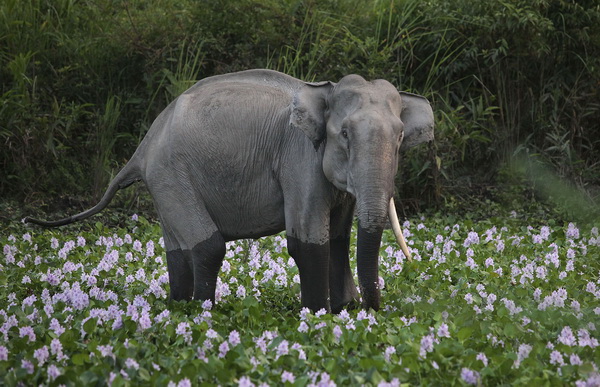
[355,189,390,311]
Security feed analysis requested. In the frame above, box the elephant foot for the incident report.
[331,296,360,314]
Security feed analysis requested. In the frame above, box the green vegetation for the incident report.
[1,0,599,215]
[2,2,600,385]
[2,211,599,385]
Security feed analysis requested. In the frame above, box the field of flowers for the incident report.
[1,212,600,386]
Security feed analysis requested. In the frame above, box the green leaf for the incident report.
[72,353,89,366]
[503,323,519,338]
[83,318,97,334]
[457,327,474,342]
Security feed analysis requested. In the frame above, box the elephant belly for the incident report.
[204,183,287,241]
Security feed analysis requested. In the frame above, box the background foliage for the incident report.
[1,0,599,216]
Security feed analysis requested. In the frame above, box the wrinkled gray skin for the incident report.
[25,69,434,313]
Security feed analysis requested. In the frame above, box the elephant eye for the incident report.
[341,128,348,138]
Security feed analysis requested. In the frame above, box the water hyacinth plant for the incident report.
[1,214,599,385]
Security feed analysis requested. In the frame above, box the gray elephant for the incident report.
[25,69,434,313]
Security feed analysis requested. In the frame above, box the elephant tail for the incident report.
[24,160,141,227]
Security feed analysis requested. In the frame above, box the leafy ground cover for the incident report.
[1,213,600,386]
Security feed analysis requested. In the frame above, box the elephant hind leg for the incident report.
[166,249,194,301]
[153,188,226,304]
[160,223,194,301]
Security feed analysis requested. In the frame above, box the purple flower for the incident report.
[221,259,231,274]
[549,350,565,366]
[533,288,542,301]
[298,321,309,333]
[21,359,34,374]
[276,340,289,358]
[236,285,246,298]
[254,337,267,353]
[34,345,49,366]
[19,326,36,342]
[570,354,583,366]
[281,371,295,383]
[333,325,343,340]
[47,364,61,381]
[313,372,335,387]
[566,223,580,239]
[536,266,547,279]
[145,240,155,257]
[501,298,523,315]
[419,333,436,358]
[476,352,488,367]
[578,329,599,348]
[205,328,218,340]
[218,341,230,358]
[138,312,152,331]
[338,309,350,321]
[465,257,478,269]
[513,344,532,368]
[202,299,213,310]
[238,376,255,387]
[463,232,480,247]
[540,226,551,240]
[496,239,505,252]
[50,338,63,354]
[177,378,192,387]
[345,321,356,331]
[0,345,8,361]
[125,358,139,370]
[22,294,37,308]
[460,368,480,385]
[98,344,114,357]
[437,323,450,338]
[176,322,192,344]
[384,346,396,361]
[464,293,474,304]
[229,330,241,346]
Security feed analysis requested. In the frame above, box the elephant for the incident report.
[25,69,434,313]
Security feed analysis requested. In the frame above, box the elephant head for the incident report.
[291,74,434,310]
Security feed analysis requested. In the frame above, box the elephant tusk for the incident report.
[388,198,412,262]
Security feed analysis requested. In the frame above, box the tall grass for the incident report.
[1,0,599,211]
[91,97,122,202]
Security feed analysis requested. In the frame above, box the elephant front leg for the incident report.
[329,202,359,313]
[329,236,359,313]
[190,232,227,302]
[287,236,331,312]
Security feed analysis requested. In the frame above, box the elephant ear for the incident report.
[399,91,435,151]
[290,81,334,149]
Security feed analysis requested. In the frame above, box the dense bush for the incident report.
[1,0,599,212]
